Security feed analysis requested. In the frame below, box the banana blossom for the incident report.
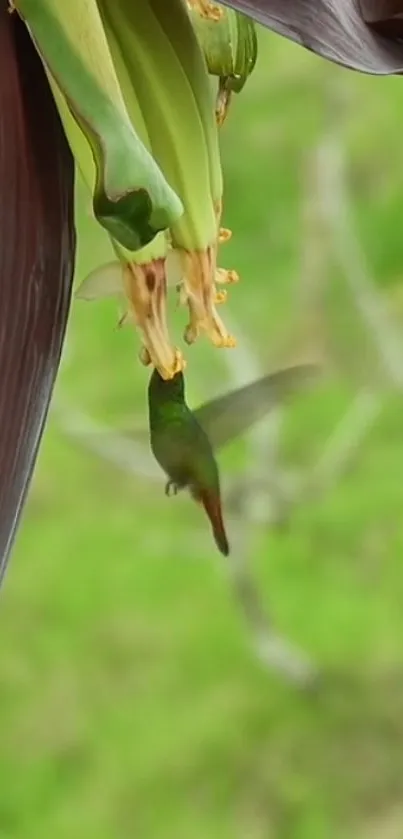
[1,0,403,581]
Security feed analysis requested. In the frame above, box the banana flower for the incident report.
[1,0,403,581]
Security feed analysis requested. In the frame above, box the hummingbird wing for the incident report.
[193,363,321,451]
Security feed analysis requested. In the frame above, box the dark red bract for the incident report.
[0,4,75,581]
[221,0,403,73]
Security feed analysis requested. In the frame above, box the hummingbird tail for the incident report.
[198,490,230,556]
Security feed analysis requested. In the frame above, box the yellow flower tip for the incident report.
[218,227,232,244]
[183,296,235,349]
[121,258,183,381]
[223,334,237,349]
[214,289,227,304]
[210,293,238,347]
[184,314,236,349]
[188,0,223,21]
[139,345,185,379]
[209,321,237,349]
[179,248,236,350]
[183,323,199,345]
[215,87,232,127]
[139,346,152,366]
[216,267,239,285]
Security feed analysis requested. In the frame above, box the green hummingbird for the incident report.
[148,363,319,557]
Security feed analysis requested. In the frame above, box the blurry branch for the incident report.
[224,138,332,522]
[292,147,330,366]
[358,805,403,839]
[227,531,318,685]
[295,109,403,500]
[307,388,383,494]
[224,309,283,478]
[318,135,403,388]
[292,134,385,498]
[52,398,161,481]
[221,302,318,687]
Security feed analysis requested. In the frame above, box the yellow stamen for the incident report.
[178,248,236,348]
[122,258,184,380]
[218,227,232,244]
[216,267,239,285]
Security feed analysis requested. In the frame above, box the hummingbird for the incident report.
[148,363,319,557]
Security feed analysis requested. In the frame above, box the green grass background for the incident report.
[3,27,403,839]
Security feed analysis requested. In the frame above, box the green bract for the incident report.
[15,0,183,250]
[189,2,258,123]
[190,3,257,90]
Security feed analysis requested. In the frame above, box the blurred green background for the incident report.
[3,27,403,839]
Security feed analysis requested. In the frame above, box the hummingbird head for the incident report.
[148,367,186,402]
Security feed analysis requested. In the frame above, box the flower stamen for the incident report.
[218,227,232,244]
[214,289,227,304]
[216,267,239,285]
[122,258,184,380]
[178,248,236,348]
